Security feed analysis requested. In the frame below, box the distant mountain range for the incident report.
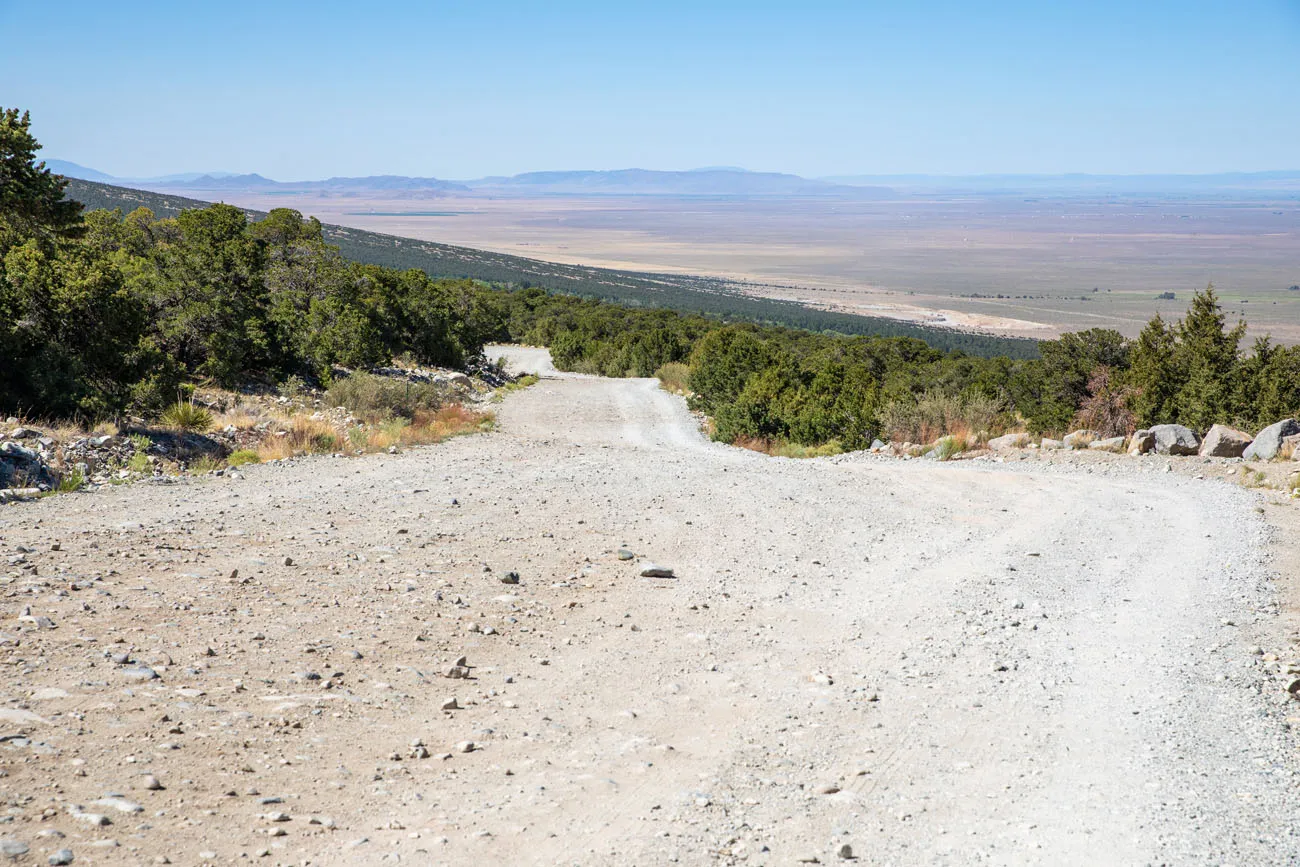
[48,159,1300,198]
[48,161,887,198]
[43,160,243,185]
[466,168,886,197]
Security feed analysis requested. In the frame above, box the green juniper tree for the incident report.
[1170,286,1244,431]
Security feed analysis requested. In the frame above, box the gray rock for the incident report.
[1243,418,1300,461]
[93,797,142,813]
[1063,430,1098,449]
[1198,424,1252,458]
[9,427,36,439]
[870,439,885,451]
[616,548,634,561]
[639,563,675,578]
[1088,436,1126,453]
[120,666,158,682]
[500,571,520,585]
[69,811,109,827]
[1039,438,1064,450]
[1128,429,1155,455]
[987,432,1031,451]
[1283,433,1300,460]
[1150,424,1200,456]
[0,839,30,858]
[48,849,74,865]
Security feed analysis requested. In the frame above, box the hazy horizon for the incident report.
[43,158,1300,188]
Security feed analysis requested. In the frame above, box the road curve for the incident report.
[0,348,1295,866]
[488,346,1300,865]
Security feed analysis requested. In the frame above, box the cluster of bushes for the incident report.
[65,178,1041,360]
[490,285,1300,451]
[0,109,499,421]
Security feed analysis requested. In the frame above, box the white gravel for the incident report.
[0,346,1294,865]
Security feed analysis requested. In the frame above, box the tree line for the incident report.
[4,107,1298,452]
[492,285,1300,450]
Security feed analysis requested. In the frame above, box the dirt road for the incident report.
[1,349,1297,865]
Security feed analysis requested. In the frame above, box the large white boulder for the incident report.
[1243,419,1300,461]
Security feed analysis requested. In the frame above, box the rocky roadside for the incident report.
[0,361,514,503]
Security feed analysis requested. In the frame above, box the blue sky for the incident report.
[3,0,1299,179]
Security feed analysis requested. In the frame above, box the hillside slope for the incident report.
[61,178,1040,359]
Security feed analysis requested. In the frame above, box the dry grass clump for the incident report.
[733,436,843,459]
[877,390,1006,444]
[325,373,449,420]
[930,434,967,461]
[347,405,494,454]
[654,362,691,395]
[257,416,342,461]
[213,402,277,432]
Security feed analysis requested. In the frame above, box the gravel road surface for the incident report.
[1,347,1296,866]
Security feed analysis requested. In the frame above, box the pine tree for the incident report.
[0,108,83,253]
[1171,285,1244,430]
[1126,312,1177,427]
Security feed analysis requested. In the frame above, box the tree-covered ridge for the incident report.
[1,116,501,419]
[62,178,1041,360]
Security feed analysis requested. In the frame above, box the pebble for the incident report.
[198,852,217,861]
[48,849,74,865]
[0,839,30,858]
[837,843,855,860]
[639,563,675,578]
[140,774,164,790]
[500,571,520,585]
[441,697,460,711]
[120,666,158,682]
[93,797,143,813]
[282,556,294,566]
[456,741,476,753]
[617,548,635,560]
